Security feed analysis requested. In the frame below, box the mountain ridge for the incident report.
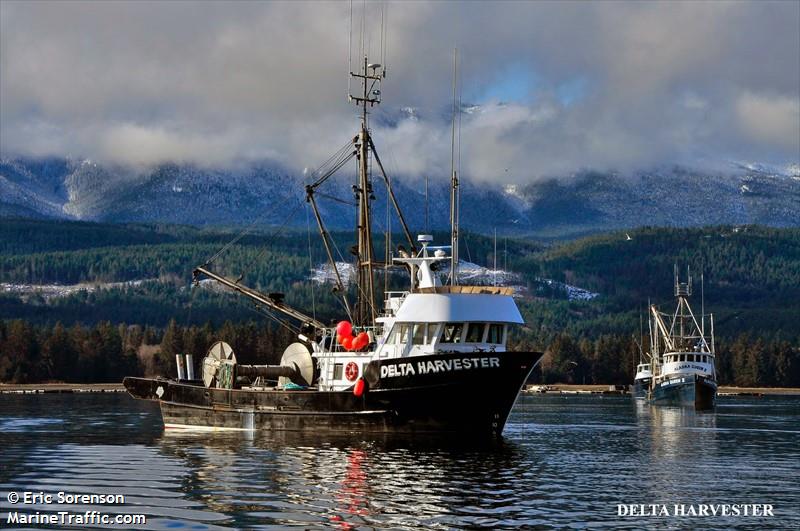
[2,156,798,237]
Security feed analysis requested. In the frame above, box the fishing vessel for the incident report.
[632,361,652,399]
[124,50,542,436]
[631,313,651,399]
[645,267,717,409]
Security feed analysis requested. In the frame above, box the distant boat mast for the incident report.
[449,48,460,286]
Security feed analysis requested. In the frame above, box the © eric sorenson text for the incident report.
[12,491,125,505]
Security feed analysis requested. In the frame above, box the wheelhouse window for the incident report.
[412,323,427,345]
[465,323,485,343]
[441,323,464,343]
[388,324,410,345]
[487,324,505,344]
[333,363,343,380]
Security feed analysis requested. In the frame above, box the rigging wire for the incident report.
[203,139,351,269]
[462,230,473,263]
[348,0,353,93]
[204,2,397,329]
[382,2,388,71]
[350,262,381,321]
[424,175,429,234]
[315,155,380,323]
[195,276,300,335]
[360,0,365,61]
[181,278,200,344]
[457,53,463,266]
[383,142,411,235]
[305,202,317,321]
[237,198,305,281]
[307,141,356,188]
[384,179,391,295]
[203,199,290,267]
[325,232,356,319]
[241,297,300,336]
[315,191,357,206]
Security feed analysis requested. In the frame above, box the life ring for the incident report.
[345,361,359,382]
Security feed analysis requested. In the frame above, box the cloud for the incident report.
[736,92,800,152]
[1,0,798,182]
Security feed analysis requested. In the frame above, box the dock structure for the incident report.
[0,383,125,394]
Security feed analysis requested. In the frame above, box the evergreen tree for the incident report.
[41,322,76,381]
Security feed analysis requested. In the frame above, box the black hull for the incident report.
[650,374,717,410]
[124,350,541,436]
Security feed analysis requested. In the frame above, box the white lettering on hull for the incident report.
[380,363,417,378]
[380,356,501,378]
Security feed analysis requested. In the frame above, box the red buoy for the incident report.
[336,320,352,338]
[353,377,365,397]
[342,336,354,351]
[353,332,369,351]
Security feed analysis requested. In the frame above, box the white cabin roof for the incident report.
[393,292,524,324]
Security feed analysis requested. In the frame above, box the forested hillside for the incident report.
[1,218,798,386]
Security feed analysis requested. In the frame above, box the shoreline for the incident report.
[524,383,800,396]
[1,382,799,396]
[0,382,126,394]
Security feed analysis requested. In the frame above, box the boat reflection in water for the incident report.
[156,429,527,529]
[634,401,719,507]
[647,406,718,459]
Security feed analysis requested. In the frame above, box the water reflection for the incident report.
[1,394,798,529]
[646,405,718,459]
[155,429,527,529]
[0,442,231,530]
[634,404,719,509]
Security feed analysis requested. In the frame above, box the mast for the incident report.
[449,48,460,286]
[350,55,381,326]
[701,271,705,336]
[493,228,498,287]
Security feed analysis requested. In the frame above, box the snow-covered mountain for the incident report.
[2,156,798,236]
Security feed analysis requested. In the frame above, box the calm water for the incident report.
[0,393,797,530]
